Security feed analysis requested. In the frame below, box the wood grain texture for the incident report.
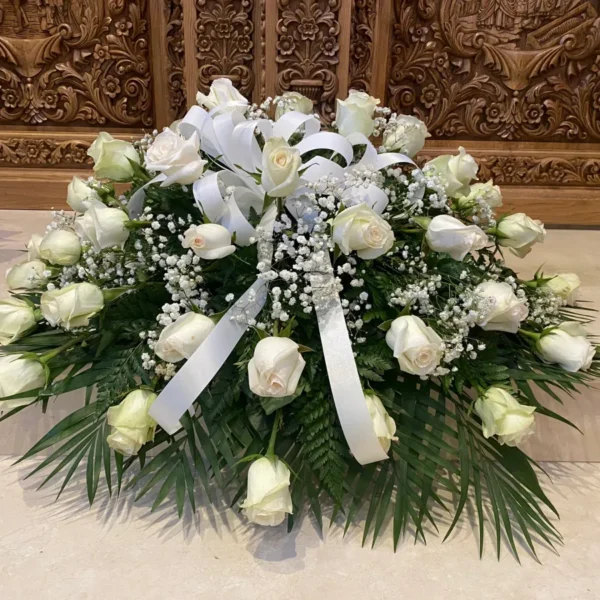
[182,0,199,108]
[148,0,172,130]
[0,211,598,461]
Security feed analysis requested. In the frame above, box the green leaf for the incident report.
[115,452,124,494]
[494,443,559,517]
[86,430,103,505]
[193,420,224,489]
[16,403,100,463]
[126,439,183,491]
[56,445,90,501]
[37,431,97,492]
[151,464,178,512]
[102,423,113,496]
[175,463,186,519]
[305,472,323,533]
[259,394,297,415]
[180,452,197,513]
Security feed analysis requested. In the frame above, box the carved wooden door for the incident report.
[0,0,598,225]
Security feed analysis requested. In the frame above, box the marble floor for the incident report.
[0,458,599,599]
[0,211,599,598]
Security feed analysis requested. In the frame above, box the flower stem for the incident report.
[518,329,541,342]
[267,409,283,459]
[40,333,90,364]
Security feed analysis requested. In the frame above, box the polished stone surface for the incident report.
[0,458,599,599]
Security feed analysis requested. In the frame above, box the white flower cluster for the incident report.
[436,289,490,366]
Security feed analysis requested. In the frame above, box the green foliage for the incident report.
[3,136,598,561]
[295,392,348,504]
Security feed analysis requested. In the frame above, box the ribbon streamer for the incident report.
[310,265,390,464]
[149,204,277,434]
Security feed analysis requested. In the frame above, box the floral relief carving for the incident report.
[0,137,92,166]
[0,1,152,127]
[195,0,255,97]
[166,0,186,121]
[276,0,342,121]
[349,0,376,92]
[389,0,600,141]
[419,153,600,186]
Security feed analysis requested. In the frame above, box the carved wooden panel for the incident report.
[0,136,91,167]
[349,0,376,92]
[274,0,346,121]
[195,0,255,97]
[165,0,187,121]
[0,1,153,128]
[0,0,598,224]
[388,0,600,142]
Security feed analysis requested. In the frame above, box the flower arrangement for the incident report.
[1,79,597,557]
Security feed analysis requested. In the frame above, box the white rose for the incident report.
[39,229,81,266]
[382,114,430,157]
[0,298,36,344]
[74,200,130,252]
[5,260,48,291]
[474,387,535,447]
[196,78,248,114]
[67,176,101,212]
[145,129,207,186]
[275,91,313,120]
[154,312,215,363]
[496,213,545,258]
[41,282,104,330]
[543,273,581,307]
[425,214,488,261]
[248,336,306,398]
[336,90,380,137]
[459,180,503,209]
[365,392,397,453]
[0,354,45,412]
[427,146,478,197]
[27,234,43,260]
[332,204,395,259]
[261,137,302,197]
[87,132,140,181]
[241,457,293,526]
[537,322,595,373]
[181,223,235,260]
[475,281,529,334]
[107,389,157,457]
[385,315,443,376]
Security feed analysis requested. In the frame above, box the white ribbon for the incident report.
[310,265,389,464]
[149,204,277,434]
[193,171,262,246]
